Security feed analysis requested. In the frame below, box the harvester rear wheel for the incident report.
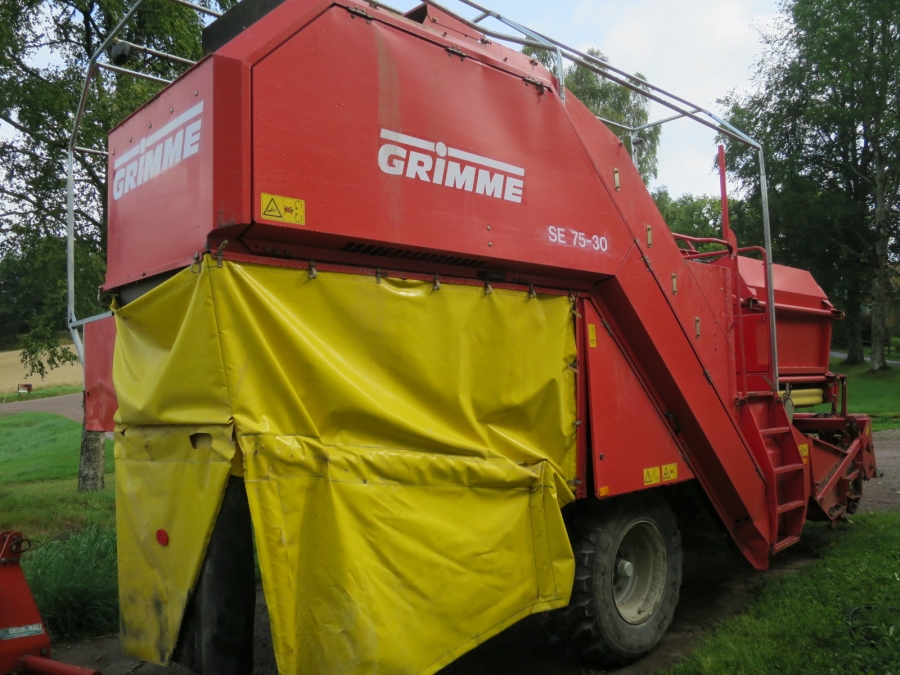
[548,494,682,667]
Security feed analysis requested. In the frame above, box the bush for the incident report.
[23,525,118,639]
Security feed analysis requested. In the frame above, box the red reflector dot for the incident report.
[156,529,169,546]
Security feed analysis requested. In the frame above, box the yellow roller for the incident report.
[781,388,826,408]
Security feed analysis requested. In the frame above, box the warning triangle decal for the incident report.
[263,197,282,219]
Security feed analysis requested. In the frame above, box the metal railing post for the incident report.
[758,149,779,392]
[67,0,152,365]
[66,147,85,365]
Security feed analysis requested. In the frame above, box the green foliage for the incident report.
[0,0,236,375]
[666,513,900,675]
[721,0,900,367]
[0,411,114,483]
[523,44,660,183]
[23,525,119,638]
[653,189,722,237]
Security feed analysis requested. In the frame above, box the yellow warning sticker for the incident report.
[662,463,678,482]
[643,466,661,486]
[260,192,305,225]
[798,443,809,464]
[588,324,597,348]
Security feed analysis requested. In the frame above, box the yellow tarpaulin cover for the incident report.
[114,256,577,674]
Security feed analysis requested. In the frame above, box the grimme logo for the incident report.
[378,129,525,203]
[112,102,203,201]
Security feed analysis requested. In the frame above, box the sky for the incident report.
[392,0,782,197]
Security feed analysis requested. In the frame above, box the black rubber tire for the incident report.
[548,494,682,667]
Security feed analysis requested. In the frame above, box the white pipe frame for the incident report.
[66,0,779,392]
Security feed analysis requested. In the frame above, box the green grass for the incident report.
[0,385,83,404]
[0,412,113,484]
[826,358,900,429]
[23,525,119,639]
[0,412,115,538]
[666,513,900,675]
[0,411,119,640]
[0,478,116,538]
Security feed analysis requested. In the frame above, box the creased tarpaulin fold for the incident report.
[113,255,577,674]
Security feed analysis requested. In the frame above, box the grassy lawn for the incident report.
[827,358,900,429]
[0,411,117,637]
[0,412,115,538]
[0,384,83,404]
[666,513,900,675]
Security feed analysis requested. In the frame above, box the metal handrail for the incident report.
[65,0,207,364]
[426,0,779,392]
[65,0,781,392]
[114,39,198,66]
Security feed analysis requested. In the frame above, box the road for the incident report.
[830,350,900,367]
[0,392,83,422]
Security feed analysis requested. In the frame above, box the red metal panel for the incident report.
[106,55,250,290]
[84,317,117,433]
[582,302,694,498]
[595,249,771,569]
[562,95,739,403]
[739,257,835,376]
[248,6,633,279]
[683,261,737,401]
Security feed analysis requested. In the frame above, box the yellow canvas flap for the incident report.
[114,257,578,673]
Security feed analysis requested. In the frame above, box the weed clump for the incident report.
[23,525,118,638]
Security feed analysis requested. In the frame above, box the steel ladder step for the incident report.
[776,499,806,514]
[774,463,805,474]
[772,535,801,554]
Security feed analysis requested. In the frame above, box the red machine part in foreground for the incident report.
[0,533,101,675]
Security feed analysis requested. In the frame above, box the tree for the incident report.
[0,0,234,489]
[523,45,661,184]
[721,0,900,369]
[652,189,723,240]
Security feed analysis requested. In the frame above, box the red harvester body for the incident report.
[75,0,876,670]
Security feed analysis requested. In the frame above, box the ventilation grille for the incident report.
[341,242,484,269]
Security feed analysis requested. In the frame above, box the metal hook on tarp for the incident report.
[191,252,202,274]
[215,240,229,268]
[433,275,441,291]
[309,261,317,280]
[569,292,582,318]
[375,268,382,284]
[528,282,536,299]
[484,281,493,295]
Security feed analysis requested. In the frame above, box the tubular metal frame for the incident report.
[66,0,204,364]
[66,0,779,391]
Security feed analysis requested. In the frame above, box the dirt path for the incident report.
[53,431,900,675]
[0,392,84,422]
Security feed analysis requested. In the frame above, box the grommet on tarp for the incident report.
[215,240,229,268]
[156,529,169,547]
[484,281,493,295]
[191,252,201,274]
[308,261,317,280]
[433,275,441,291]
[528,283,536,299]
